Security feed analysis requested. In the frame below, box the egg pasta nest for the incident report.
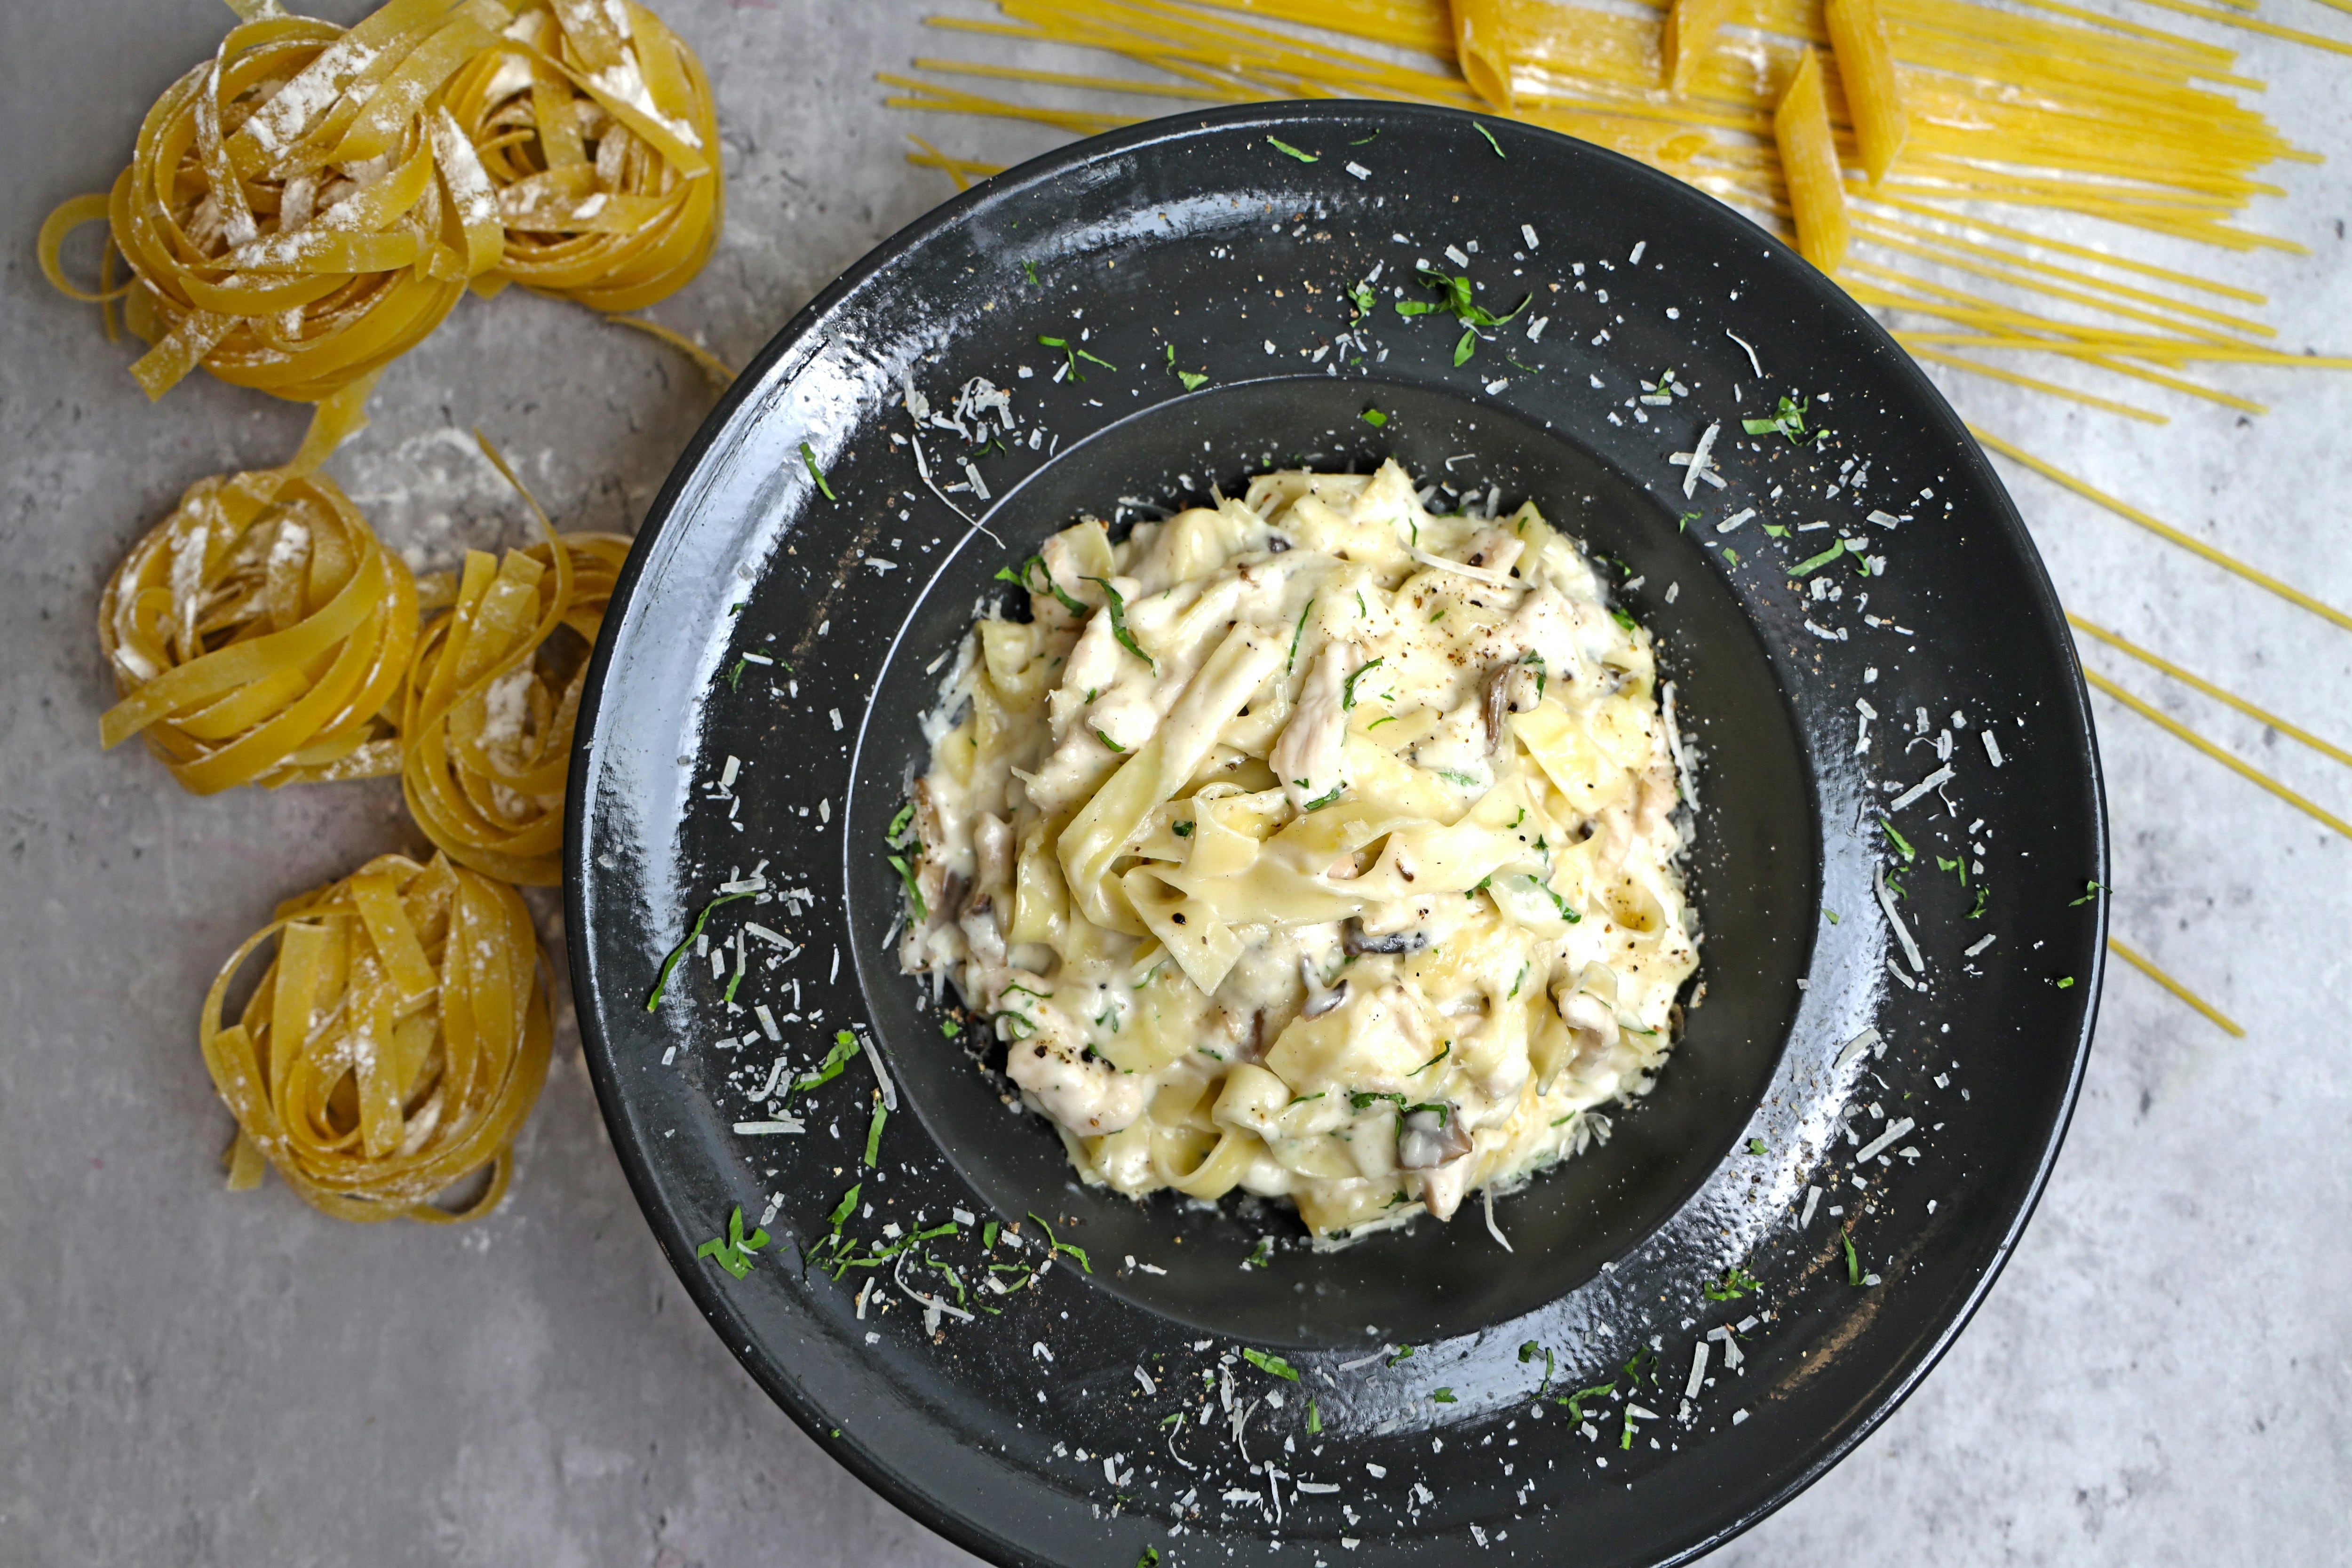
[900,460,1701,1240]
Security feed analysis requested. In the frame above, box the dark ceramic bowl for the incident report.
[566,100,2104,1568]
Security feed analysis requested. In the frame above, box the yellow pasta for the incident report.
[201,850,553,1222]
[1662,0,1738,96]
[97,375,424,793]
[1824,0,1907,182]
[1449,0,1522,111]
[39,0,723,401]
[400,438,628,886]
[1775,47,1849,273]
[442,0,723,312]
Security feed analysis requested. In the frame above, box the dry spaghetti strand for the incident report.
[2107,937,2245,1038]
[201,850,553,1222]
[97,374,425,793]
[400,434,628,885]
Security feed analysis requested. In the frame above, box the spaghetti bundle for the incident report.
[201,850,553,1222]
[443,0,724,311]
[39,0,723,401]
[401,439,627,886]
[97,376,422,794]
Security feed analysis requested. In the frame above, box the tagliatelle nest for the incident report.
[37,0,723,401]
[200,850,553,1223]
[96,375,430,793]
[400,438,628,886]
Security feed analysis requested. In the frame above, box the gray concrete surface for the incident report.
[3,2,2347,1564]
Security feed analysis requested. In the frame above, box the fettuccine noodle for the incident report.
[97,374,426,793]
[400,437,628,886]
[201,850,553,1223]
[37,0,722,401]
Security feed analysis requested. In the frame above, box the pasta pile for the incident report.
[96,375,424,793]
[201,851,554,1222]
[38,0,722,402]
[402,444,629,887]
[887,0,2348,424]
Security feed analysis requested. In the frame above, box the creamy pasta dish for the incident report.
[898,459,1700,1240]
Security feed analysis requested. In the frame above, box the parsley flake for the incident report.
[1266,135,1319,162]
[1242,1347,1300,1381]
[799,442,835,501]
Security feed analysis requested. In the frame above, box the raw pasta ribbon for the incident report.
[38,0,723,400]
[200,851,553,1223]
[443,0,723,311]
[400,437,628,885]
[97,374,423,794]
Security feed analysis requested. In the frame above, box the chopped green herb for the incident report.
[863,1099,887,1165]
[1621,1407,1639,1449]
[939,1016,961,1039]
[1242,1347,1300,1381]
[644,891,755,1011]
[1762,523,1790,539]
[1094,727,1126,753]
[1303,784,1345,811]
[995,554,1088,617]
[1075,346,1118,371]
[982,1219,999,1249]
[1365,714,1398,729]
[1721,546,1740,565]
[1474,121,1505,157]
[1387,1344,1416,1367]
[1172,820,1194,837]
[1266,135,1319,162]
[1027,1211,1093,1273]
[695,1205,771,1279]
[1508,963,1528,1000]
[887,802,916,845]
[1307,1398,1322,1433]
[1454,325,1477,366]
[1360,406,1388,427]
[1825,907,1840,924]
[1561,1380,1615,1421]
[727,657,747,691]
[1969,884,1990,919]
[1435,767,1478,786]
[1791,539,1846,577]
[1742,393,1823,445]
[2057,975,2076,989]
[1703,1264,1761,1300]
[1080,576,1153,672]
[1350,129,1380,144]
[1610,606,1638,632]
[1342,655,1384,710]
[1243,1236,1274,1270]
[1528,876,1582,924]
[1937,853,1968,887]
[828,1183,863,1234]
[793,1030,863,1094]
[1679,510,1701,532]
[799,442,836,501]
[1407,1043,1451,1076]
[1622,1344,1658,1387]
[1432,1387,1458,1404]
[1879,818,1916,860]
[1023,259,1039,286]
[1518,1339,1556,1395]
[1287,598,1315,674]
[1747,1137,1768,1155]
[2070,879,2105,906]
[1842,1222,1862,1285]
[886,852,927,920]
[1138,1550,1160,1568]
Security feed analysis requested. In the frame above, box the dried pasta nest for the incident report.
[97,377,427,793]
[444,0,723,311]
[200,850,553,1223]
[401,441,628,885]
[37,0,722,401]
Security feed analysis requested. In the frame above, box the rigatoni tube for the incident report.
[1775,48,1850,273]
[1825,0,1909,183]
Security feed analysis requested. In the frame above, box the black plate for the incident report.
[566,101,2105,1568]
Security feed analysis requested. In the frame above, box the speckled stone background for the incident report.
[4,2,2348,1564]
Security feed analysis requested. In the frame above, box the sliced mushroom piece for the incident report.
[1480,658,1544,755]
[1303,978,1350,1019]
[1398,1104,1472,1170]
[1343,916,1429,956]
